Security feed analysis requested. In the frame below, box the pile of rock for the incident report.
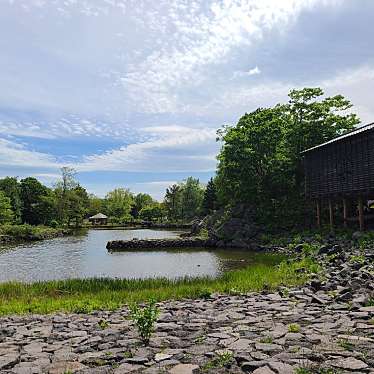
[106,238,217,251]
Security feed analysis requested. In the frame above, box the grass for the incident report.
[0,255,318,315]
[288,323,301,333]
[202,351,233,371]
[0,224,68,241]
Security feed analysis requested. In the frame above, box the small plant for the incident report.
[130,299,159,345]
[202,351,233,371]
[122,351,133,359]
[295,368,312,374]
[349,255,365,264]
[197,289,212,299]
[260,335,273,343]
[338,338,354,351]
[194,335,207,344]
[369,318,374,325]
[98,319,109,329]
[365,298,374,306]
[288,323,301,333]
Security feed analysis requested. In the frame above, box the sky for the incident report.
[0,0,373,199]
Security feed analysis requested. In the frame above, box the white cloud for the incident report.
[0,138,57,168]
[233,66,261,79]
[77,126,219,172]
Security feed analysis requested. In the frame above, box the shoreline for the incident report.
[0,238,373,373]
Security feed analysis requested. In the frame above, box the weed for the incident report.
[202,351,233,371]
[130,299,159,345]
[349,255,365,264]
[98,319,109,329]
[338,338,354,351]
[197,289,212,299]
[288,323,301,333]
[194,335,206,344]
[260,336,273,343]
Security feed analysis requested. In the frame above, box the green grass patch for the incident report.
[0,255,317,315]
[0,224,68,241]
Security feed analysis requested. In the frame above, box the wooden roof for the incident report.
[302,122,374,154]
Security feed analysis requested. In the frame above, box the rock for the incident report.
[268,361,294,374]
[169,363,199,374]
[47,361,88,374]
[155,353,173,362]
[114,363,143,373]
[330,357,368,370]
[252,366,276,374]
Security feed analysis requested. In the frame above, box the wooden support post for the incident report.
[328,198,334,231]
[343,198,348,228]
[358,196,364,231]
[316,200,321,228]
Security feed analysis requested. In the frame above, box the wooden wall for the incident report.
[304,129,374,199]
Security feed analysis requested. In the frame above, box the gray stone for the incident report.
[168,363,199,374]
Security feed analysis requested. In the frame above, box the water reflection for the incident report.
[0,229,272,282]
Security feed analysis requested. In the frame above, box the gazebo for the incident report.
[88,213,108,225]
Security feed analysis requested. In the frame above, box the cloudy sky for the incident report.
[1,0,373,199]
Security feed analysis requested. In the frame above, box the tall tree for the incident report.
[0,177,21,223]
[55,167,78,224]
[0,191,14,224]
[216,87,359,226]
[88,194,104,217]
[202,178,217,214]
[66,185,89,227]
[164,184,181,221]
[105,188,134,222]
[180,177,204,220]
[20,177,49,225]
[131,193,155,219]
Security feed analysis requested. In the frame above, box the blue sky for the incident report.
[0,0,373,199]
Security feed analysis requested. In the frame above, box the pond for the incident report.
[0,229,276,282]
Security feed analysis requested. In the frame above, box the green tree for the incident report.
[202,177,218,214]
[105,188,134,223]
[88,194,104,217]
[20,177,50,225]
[55,167,78,224]
[132,193,155,219]
[164,184,182,221]
[0,191,14,224]
[216,87,359,226]
[180,177,204,220]
[139,203,164,222]
[0,177,21,223]
[66,185,89,227]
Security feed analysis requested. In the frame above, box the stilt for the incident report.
[328,198,334,231]
[358,196,365,231]
[316,200,321,228]
[343,198,348,228]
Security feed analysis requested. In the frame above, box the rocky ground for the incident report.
[1,241,373,374]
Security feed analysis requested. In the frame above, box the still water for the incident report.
[0,229,266,282]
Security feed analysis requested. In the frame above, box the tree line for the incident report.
[0,169,218,227]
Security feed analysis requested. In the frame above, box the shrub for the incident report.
[288,323,301,333]
[129,299,159,345]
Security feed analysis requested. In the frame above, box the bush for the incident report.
[129,299,159,345]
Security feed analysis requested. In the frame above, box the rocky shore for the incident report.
[1,240,373,373]
[106,238,216,251]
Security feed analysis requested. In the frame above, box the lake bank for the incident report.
[0,239,373,373]
[0,225,71,244]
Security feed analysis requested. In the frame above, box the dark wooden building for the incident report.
[303,122,374,230]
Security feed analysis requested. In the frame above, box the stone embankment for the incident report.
[1,240,374,373]
[106,238,216,251]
